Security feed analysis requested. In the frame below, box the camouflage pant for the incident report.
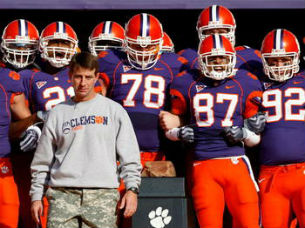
[45,187,120,228]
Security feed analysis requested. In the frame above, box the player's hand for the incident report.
[178,126,194,143]
[119,190,138,218]
[244,112,266,134]
[31,200,43,224]
[224,126,247,144]
[159,111,181,131]
[20,125,42,152]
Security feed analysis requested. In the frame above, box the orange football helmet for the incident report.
[88,21,125,56]
[261,29,300,81]
[198,34,236,80]
[1,19,39,68]
[197,5,236,46]
[125,13,163,70]
[40,21,78,68]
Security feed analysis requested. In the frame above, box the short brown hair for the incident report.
[69,52,99,74]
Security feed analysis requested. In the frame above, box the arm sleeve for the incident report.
[20,70,34,100]
[170,72,191,115]
[115,107,142,190]
[30,111,57,201]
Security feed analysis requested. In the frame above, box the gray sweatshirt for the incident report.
[30,94,142,201]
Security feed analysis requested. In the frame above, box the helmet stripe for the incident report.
[19,19,27,37]
[24,20,29,36]
[211,5,219,22]
[57,22,65,33]
[213,35,222,49]
[63,23,66,33]
[209,6,213,22]
[103,21,112,34]
[279,29,284,49]
[141,13,150,37]
[219,35,223,48]
[275,29,284,50]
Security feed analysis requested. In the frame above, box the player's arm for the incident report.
[9,93,43,152]
[159,111,183,131]
[224,78,264,147]
[161,76,189,133]
[9,93,39,139]
[9,115,41,140]
[10,93,31,120]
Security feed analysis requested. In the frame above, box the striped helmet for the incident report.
[261,29,300,81]
[198,34,236,80]
[1,19,39,68]
[125,13,163,70]
[40,21,78,68]
[197,5,236,46]
[88,21,125,56]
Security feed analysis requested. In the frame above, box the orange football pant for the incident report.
[191,157,260,228]
[259,163,305,228]
[0,158,19,228]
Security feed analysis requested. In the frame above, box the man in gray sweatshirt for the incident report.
[30,52,142,228]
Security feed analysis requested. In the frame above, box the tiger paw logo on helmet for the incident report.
[148,207,172,228]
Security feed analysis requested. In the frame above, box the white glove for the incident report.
[20,125,42,152]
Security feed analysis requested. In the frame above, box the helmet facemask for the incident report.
[40,36,77,68]
[126,36,162,70]
[88,34,124,56]
[1,38,38,68]
[199,51,236,80]
[262,52,299,82]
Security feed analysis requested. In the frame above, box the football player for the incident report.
[0,65,41,228]
[98,13,186,165]
[178,5,264,78]
[98,13,178,228]
[21,21,79,113]
[258,29,305,228]
[165,35,262,228]
[1,19,40,71]
[0,19,42,228]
